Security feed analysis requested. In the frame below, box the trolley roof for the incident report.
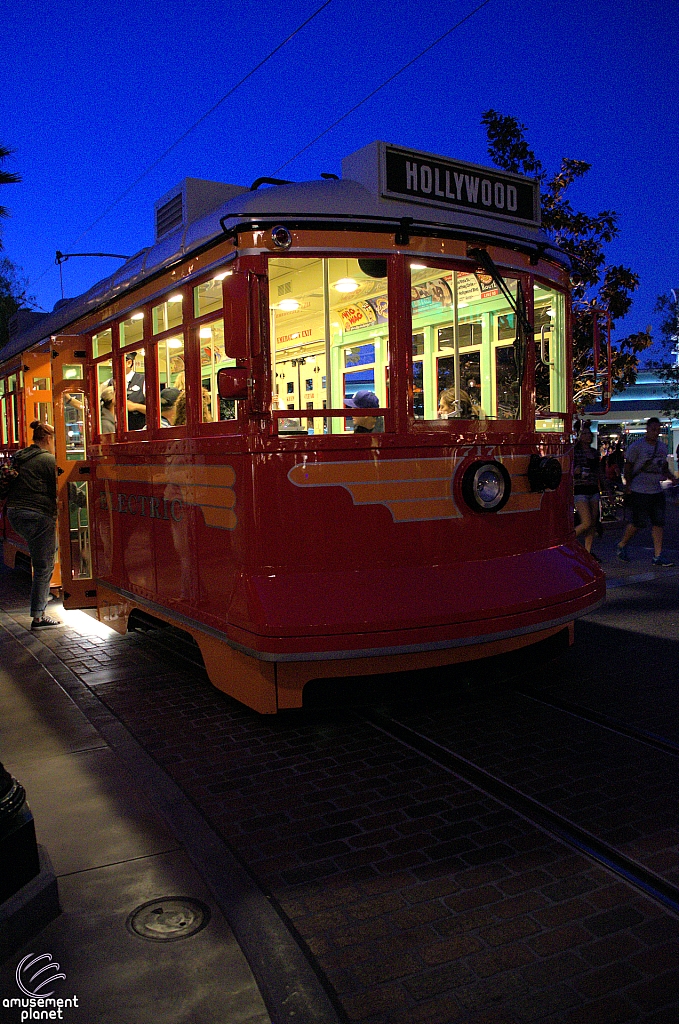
[2,141,558,362]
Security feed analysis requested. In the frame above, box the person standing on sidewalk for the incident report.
[5,421,62,628]
[617,417,677,566]
[573,426,602,561]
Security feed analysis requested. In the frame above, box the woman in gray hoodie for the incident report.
[6,420,62,628]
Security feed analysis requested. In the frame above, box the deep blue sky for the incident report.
[2,0,677,360]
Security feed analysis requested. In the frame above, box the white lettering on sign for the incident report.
[384,147,538,224]
[406,161,418,190]
[464,176,479,203]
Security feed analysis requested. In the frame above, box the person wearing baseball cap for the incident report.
[160,387,181,427]
[346,389,380,433]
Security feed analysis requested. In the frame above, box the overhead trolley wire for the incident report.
[28,0,334,289]
[272,0,494,175]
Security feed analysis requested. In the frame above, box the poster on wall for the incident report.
[340,296,388,332]
[457,272,499,302]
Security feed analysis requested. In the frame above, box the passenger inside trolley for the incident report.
[99,387,115,433]
[160,387,181,427]
[438,386,473,419]
[346,389,380,433]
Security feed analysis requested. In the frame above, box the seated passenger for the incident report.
[100,386,116,434]
[438,387,473,419]
[346,390,380,433]
[174,392,187,426]
[160,387,181,427]
[201,387,213,423]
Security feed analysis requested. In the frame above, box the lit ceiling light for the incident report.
[199,328,213,339]
[131,312,144,321]
[278,299,300,311]
[168,293,183,303]
[214,271,232,281]
[410,263,427,270]
[167,338,183,348]
[334,278,359,293]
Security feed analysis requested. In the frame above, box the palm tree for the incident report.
[0,144,21,223]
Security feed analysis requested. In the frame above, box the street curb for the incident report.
[0,610,347,1024]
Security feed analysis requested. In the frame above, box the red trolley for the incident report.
[0,142,604,711]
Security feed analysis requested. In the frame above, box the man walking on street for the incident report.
[617,417,677,566]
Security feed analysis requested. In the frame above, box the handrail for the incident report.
[539,324,555,368]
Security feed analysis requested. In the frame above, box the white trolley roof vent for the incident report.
[154,177,248,241]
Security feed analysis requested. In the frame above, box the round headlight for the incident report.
[461,460,511,513]
[271,225,292,249]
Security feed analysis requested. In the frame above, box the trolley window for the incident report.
[92,328,113,358]
[156,335,185,428]
[199,318,239,423]
[153,293,183,335]
[120,311,144,348]
[268,257,390,435]
[96,359,115,436]
[534,283,567,431]
[194,272,228,317]
[122,349,147,432]
[410,264,523,424]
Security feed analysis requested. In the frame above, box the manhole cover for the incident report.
[127,897,211,941]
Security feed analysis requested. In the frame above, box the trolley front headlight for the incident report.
[461,461,511,513]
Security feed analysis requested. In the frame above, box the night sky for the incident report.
[2,0,677,360]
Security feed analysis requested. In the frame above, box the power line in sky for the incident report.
[29,0,334,290]
[272,0,494,175]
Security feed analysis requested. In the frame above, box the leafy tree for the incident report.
[481,111,652,410]
[0,146,36,348]
[0,258,36,348]
[653,291,679,415]
[0,144,21,228]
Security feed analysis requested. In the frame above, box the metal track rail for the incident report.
[505,683,679,758]
[360,708,679,917]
